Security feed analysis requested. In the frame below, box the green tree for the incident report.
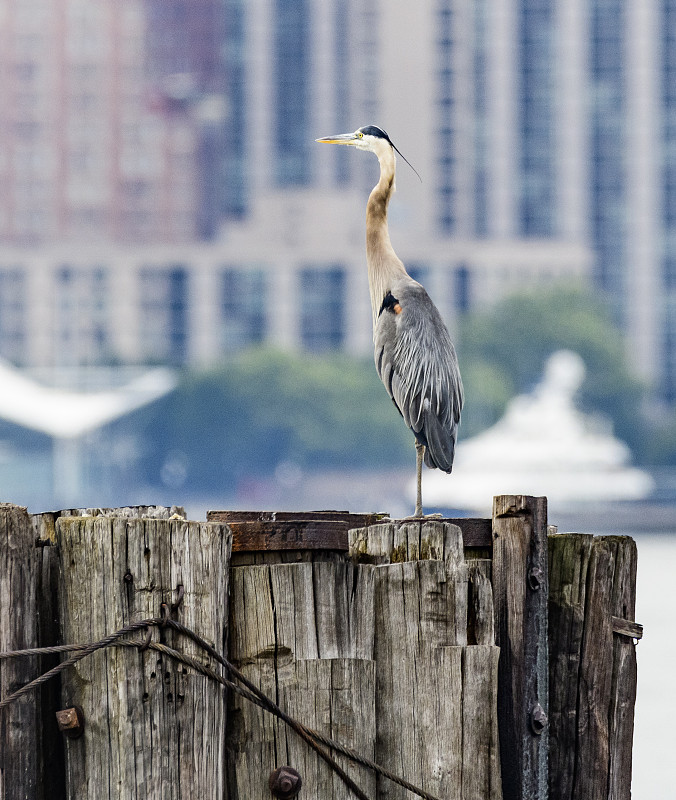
[457,286,646,456]
[125,285,657,497]
[130,348,412,492]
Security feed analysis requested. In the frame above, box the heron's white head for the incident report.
[316,125,392,155]
[316,125,421,179]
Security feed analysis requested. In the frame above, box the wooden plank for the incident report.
[606,537,638,800]
[210,511,492,554]
[462,646,502,800]
[281,659,376,798]
[373,558,501,799]
[351,519,470,648]
[611,616,643,640]
[225,519,349,552]
[56,516,231,800]
[547,533,594,800]
[230,518,501,799]
[492,495,549,800]
[0,503,41,800]
[350,517,492,556]
[207,509,388,528]
[373,633,464,800]
[548,534,640,800]
[467,559,495,645]
[35,536,67,793]
[452,517,493,548]
[367,521,468,798]
[573,536,615,799]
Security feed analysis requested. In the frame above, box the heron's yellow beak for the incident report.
[315,133,358,145]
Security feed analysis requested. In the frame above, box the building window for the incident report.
[275,0,309,185]
[54,265,109,366]
[473,0,489,235]
[454,264,471,312]
[663,294,676,403]
[589,0,625,307]
[0,269,26,364]
[436,1,455,234]
[518,0,555,236]
[139,266,188,365]
[299,266,345,351]
[220,268,266,351]
[223,0,247,217]
[334,0,351,185]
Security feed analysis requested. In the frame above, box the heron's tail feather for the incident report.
[421,410,456,473]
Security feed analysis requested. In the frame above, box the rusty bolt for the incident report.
[56,706,85,739]
[527,566,544,591]
[269,766,302,798]
[530,703,548,735]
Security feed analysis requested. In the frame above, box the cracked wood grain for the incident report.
[56,515,231,800]
[0,504,40,800]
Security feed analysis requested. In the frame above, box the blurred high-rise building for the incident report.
[145,0,227,239]
[0,0,206,244]
[215,1,676,403]
[0,0,589,370]
[2,0,675,409]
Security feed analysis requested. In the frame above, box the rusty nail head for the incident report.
[530,703,548,735]
[123,571,133,583]
[269,766,302,798]
[56,706,85,739]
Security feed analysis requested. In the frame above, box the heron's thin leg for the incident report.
[414,441,424,517]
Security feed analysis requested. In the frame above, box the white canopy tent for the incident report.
[0,358,177,506]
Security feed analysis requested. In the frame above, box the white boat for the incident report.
[417,350,655,514]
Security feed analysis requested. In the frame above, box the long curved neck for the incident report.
[366,144,408,329]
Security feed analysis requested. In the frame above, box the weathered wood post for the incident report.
[492,495,549,800]
[350,518,502,800]
[54,509,231,800]
[219,510,503,800]
[217,512,379,799]
[0,499,643,800]
[0,503,41,800]
[548,533,639,800]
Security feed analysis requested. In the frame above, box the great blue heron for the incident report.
[316,125,463,517]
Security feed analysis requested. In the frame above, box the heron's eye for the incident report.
[357,132,364,138]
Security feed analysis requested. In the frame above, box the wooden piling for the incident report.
[0,503,41,800]
[0,501,644,800]
[55,513,231,800]
[492,495,549,800]
[228,556,376,798]
[548,533,639,800]
[351,519,502,800]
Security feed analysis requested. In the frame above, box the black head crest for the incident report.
[359,125,422,183]
[358,125,392,142]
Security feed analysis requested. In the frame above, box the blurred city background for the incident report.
[0,0,674,794]
[2,0,676,520]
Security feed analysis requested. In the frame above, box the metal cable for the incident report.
[0,643,92,659]
[115,638,371,800]
[162,619,442,800]
[0,619,441,800]
[0,618,162,711]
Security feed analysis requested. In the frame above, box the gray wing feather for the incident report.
[374,280,463,472]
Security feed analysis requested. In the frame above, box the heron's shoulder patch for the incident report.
[379,291,402,316]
